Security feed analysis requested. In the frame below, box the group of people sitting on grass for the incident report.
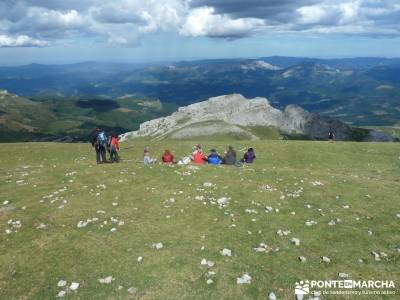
[143,144,256,166]
[90,128,256,166]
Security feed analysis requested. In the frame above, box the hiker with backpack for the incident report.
[90,127,107,164]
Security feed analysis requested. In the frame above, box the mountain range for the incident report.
[1,57,400,127]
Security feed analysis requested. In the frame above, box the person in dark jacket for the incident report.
[222,145,237,165]
[90,127,107,164]
[242,148,256,163]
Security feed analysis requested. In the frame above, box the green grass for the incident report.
[0,140,399,299]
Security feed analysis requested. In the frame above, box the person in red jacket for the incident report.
[192,148,207,164]
[162,150,174,164]
[109,134,120,163]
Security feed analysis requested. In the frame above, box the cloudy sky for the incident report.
[0,0,399,65]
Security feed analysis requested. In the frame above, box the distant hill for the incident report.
[1,57,400,126]
[0,90,177,142]
[120,94,395,142]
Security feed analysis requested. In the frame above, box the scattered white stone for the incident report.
[311,181,324,186]
[328,220,336,226]
[3,200,9,205]
[112,202,118,206]
[396,213,400,219]
[200,258,215,267]
[70,282,79,291]
[36,223,47,229]
[254,243,269,253]
[98,276,114,284]
[152,242,163,250]
[127,287,137,295]
[110,228,117,232]
[291,238,300,246]
[237,273,252,284]
[371,251,381,261]
[206,279,213,284]
[137,256,143,262]
[221,248,232,257]
[57,280,67,287]
[321,256,331,263]
[298,256,307,263]
[277,229,291,236]
[57,290,66,298]
[268,292,277,300]
[338,273,349,278]
[217,197,230,207]
[305,220,317,226]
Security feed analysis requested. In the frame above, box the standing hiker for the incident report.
[328,130,335,142]
[109,134,120,163]
[90,127,107,164]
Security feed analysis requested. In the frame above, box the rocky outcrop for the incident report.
[120,94,394,142]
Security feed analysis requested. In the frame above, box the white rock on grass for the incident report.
[137,256,143,262]
[57,290,66,298]
[57,280,67,287]
[320,256,331,263]
[127,287,137,295]
[298,256,307,263]
[290,238,300,246]
[268,292,277,300]
[206,279,214,284]
[69,282,79,291]
[152,242,163,250]
[98,276,114,284]
[221,248,232,257]
[254,243,269,253]
[201,258,215,267]
[338,273,349,278]
[237,273,252,284]
[371,251,381,261]
[277,229,291,236]
[36,223,47,229]
[305,220,317,226]
[396,213,400,219]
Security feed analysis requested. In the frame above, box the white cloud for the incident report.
[180,6,265,38]
[0,0,400,48]
[297,5,328,24]
[0,34,48,47]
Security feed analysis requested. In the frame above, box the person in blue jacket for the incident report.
[207,149,222,165]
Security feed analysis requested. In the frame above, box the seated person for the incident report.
[207,149,222,165]
[242,148,256,163]
[143,148,157,164]
[192,148,207,164]
[162,150,174,164]
[222,145,236,165]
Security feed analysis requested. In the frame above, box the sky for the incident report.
[0,0,399,65]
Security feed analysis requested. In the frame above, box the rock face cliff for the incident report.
[119,94,393,141]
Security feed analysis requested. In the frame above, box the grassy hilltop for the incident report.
[0,140,399,299]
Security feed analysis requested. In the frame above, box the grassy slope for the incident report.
[0,140,399,299]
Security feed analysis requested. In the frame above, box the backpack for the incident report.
[97,131,108,146]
